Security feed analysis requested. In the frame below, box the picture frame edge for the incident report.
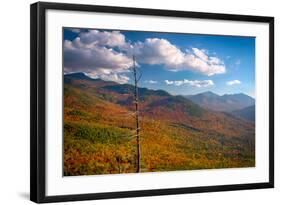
[30,1,274,203]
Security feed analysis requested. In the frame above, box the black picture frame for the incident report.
[30,2,274,203]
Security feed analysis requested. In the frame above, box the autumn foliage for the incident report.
[63,73,255,176]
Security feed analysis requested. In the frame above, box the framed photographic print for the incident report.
[30,2,274,203]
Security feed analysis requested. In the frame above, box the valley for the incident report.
[63,73,255,176]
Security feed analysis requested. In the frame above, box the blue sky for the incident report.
[64,28,255,97]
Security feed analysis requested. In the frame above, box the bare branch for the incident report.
[137,72,142,83]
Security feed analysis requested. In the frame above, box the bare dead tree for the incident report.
[132,55,141,173]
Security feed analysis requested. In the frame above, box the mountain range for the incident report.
[64,73,205,119]
[63,72,255,176]
[65,73,255,123]
[185,91,255,112]
[231,105,255,122]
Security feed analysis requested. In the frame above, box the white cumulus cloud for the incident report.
[226,80,241,85]
[79,29,128,48]
[164,79,214,88]
[144,80,158,84]
[64,31,133,84]
[64,29,227,84]
[192,48,209,61]
[132,38,185,67]
[130,38,226,76]
[88,71,130,84]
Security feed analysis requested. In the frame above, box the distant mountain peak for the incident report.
[231,105,255,122]
[185,91,255,112]
[65,72,87,78]
[200,91,219,97]
[221,93,255,101]
[222,93,246,97]
[64,72,103,82]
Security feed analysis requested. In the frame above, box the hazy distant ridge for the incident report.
[185,91,255,112]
